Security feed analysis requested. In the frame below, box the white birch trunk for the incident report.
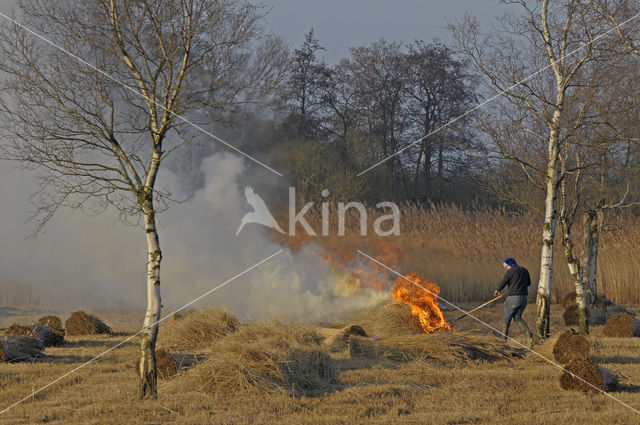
[566,257,588,334]
[138,145,162,399]
[138,207,162,398]
[534,104,561,340]
[581,209,600,305]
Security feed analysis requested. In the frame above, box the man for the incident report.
[494,257,532,343]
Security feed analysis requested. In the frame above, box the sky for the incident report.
[0,1,509,315]
[261,0,507,63]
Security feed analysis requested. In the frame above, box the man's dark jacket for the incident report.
[496,265,531,296]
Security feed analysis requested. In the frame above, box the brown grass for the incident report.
[1,307,640,424]
[157,308,240,352]
[604,314,635,337]
[166,321,336,397]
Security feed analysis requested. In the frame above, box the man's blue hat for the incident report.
[504,257,517,267]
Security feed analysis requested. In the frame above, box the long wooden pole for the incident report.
[451,293,505,324]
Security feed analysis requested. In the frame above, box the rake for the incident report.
[451,293,505,324]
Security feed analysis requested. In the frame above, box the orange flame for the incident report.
[393,272,452,333]
[293,239,452,334]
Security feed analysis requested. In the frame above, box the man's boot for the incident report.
[501,323,509,341]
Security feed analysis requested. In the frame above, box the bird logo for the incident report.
[236,186,285,236]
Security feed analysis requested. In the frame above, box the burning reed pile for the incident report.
[0,336,44,362]
[167,321,337,397]
[65,311,111,336]
[158,308,240,352]
[349,332,525,364]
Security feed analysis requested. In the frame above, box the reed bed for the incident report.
[277,205,640,304]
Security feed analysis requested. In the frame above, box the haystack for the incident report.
[0,336,44,362]
[32,324,65,347]
[6,324,32,337]
[603,313,635,337]
[359,302,423,337]
[552,331,590,364]
[65,311,112,336]
[561,291,577,310]
[135,350,177,380]
[35,315,65,346]
[158,308,240,352]
[562,305,580,326]
[324,324,368,352]
[37,316,64,332]
[559,358,604,393]
[349,332,525,364]
[166,321,336,397]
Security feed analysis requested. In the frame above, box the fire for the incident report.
[284,238,451,334]
[393,272,452,333]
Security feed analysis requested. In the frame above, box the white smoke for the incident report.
[159,152,390,322]
[0,152,390,322]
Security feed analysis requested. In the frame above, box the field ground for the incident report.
[0,304,640,424]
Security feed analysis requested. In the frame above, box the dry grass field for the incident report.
[0,304,639,425]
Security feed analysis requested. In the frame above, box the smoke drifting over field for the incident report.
[0,152,389,321]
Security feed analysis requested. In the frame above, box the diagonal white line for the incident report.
[357,10,640,177]
[0,249,283,415]
[0,11,283,177]
[356,249,640,415]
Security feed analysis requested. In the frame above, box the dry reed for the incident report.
[603,314,635,337]
[0,336,44,362]
[65,311,111,336]
[552,331,590,364]
[348,332,525,364]
[166,321,336,397]
[157,308,240,352]
[277,205,640,304]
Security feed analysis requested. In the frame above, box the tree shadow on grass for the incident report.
[592,355,640,365]
[35,354,98,364]
[61,339,114,348]
[612,383,640,393]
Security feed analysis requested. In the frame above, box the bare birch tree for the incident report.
[451,0,608,339]
[0,0,287,398]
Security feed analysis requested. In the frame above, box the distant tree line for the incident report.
[268,30,487,206]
